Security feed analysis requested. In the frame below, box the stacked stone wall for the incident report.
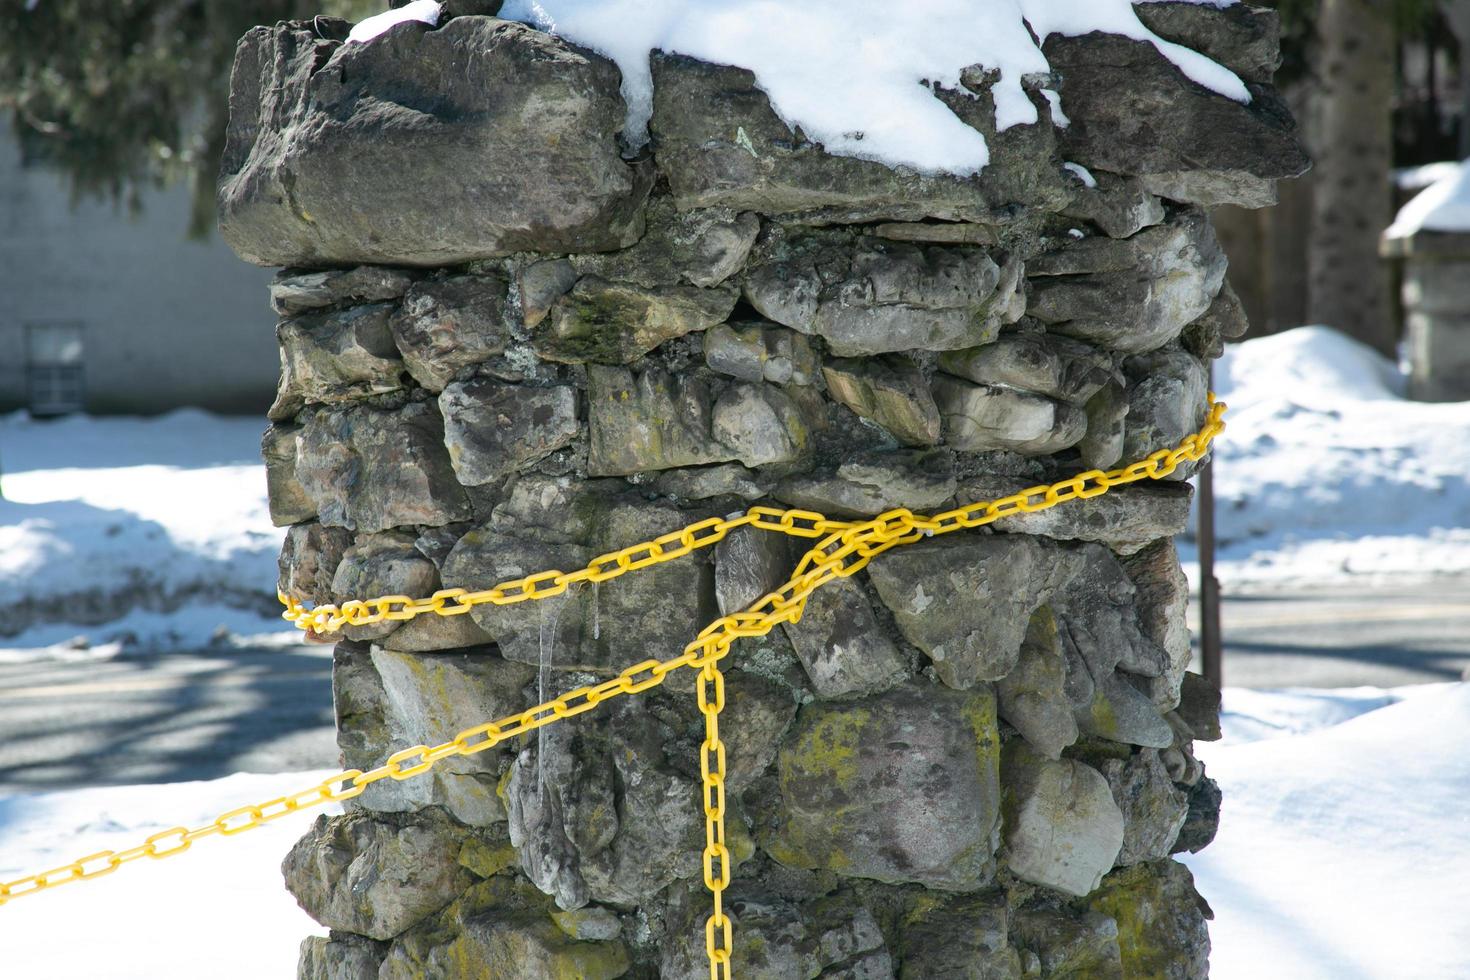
[220,4,1305,977]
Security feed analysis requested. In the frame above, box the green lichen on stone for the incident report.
[1010,905,1124,979]
[1064,737,1135,768]
[496,765,515,803]
[428,917,630,980]
[535,278,737,365]
[549,906,621,942]
[1087,692,1121,737]
[727,812,758,868]
[1089,867,1169,975]
[896,889,1021,978]
[541,290,641,364]
[900,892,948,928]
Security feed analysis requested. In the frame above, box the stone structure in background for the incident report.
[1381,226,1470,402]
[221,5,1305,977]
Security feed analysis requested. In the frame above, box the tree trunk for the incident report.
[1215,80,1317,341]
[1308,0,1396,355]
[1440,0,1470,158]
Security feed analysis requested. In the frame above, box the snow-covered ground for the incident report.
[0,771,336,979]
[2,685,1463,979]
[1184,683,1470,980]
[1179,325,1470,588]
[0,409,289,654]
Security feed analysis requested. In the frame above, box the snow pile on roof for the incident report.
[1184,682,1470,979]
[0,410,289,649]
[348,0,441,43]
[1177,326,1470,586]
[1385,159,1470,238]
[498,0,1249,175]
[1392,159,1461,192]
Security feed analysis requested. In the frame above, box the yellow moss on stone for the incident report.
[960,688,1002,776]
[1086,862,1198,979]
[783,705,871,788]
[727,813,758,868]
[1089,692,1120,736]
[496,765,515,803]
[457,838,518,879]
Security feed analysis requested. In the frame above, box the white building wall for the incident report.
[0,124,278,415]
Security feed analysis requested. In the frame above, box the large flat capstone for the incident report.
[219,17,651,268]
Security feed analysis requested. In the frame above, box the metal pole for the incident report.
[1199,365,1223,689]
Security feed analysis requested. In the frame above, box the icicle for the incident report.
[536,589,573,797]
[592,580,601,641]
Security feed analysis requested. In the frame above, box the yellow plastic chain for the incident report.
[1,397,1226,980]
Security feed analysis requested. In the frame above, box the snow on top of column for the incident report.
[348,0,442,43]
[497,0,1249,176]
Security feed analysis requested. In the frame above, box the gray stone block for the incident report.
[438,380,579,487]
[745,237,1009,356]
[1001,741,1125,897]
[391,275,511,393]
[220,18,652,267]
[764,684,1002,890]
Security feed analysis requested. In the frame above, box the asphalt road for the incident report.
[1191,580,1470,689]
[0,582,1466,792]
[0,644,337,792]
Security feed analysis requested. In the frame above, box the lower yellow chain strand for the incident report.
[2,397,1226,980]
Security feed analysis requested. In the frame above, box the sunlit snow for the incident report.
[1180,326,1470,587]
[1385,158,1470,238]
[1185,683,1470,979]
[498,0,1249,175]
[347,0,441,43]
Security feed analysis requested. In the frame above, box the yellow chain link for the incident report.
[2,396,1227,980]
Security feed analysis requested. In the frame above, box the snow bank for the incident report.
[0,604,301,665]
[498,0,1248,175]
[0,410,289,647]
[1214,685,1413,744]
[1385,158,1470,238]
[1179,326,1470,586]
[0,771,338,979]
[1185,683,1470,979]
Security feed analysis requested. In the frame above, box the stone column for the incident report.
[220,6,1304,978]
[1382,228,1470,401]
